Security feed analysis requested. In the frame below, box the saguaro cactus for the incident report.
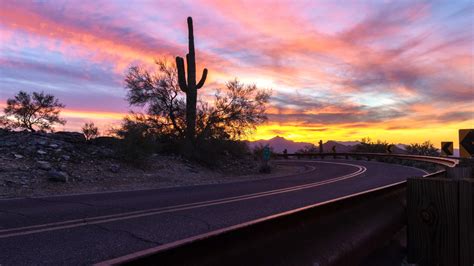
[176,17,208,141]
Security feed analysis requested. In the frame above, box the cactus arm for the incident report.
[176,56,188,92]
[186,54,195,87]
[196,68,208,89]
[187,17,194,57]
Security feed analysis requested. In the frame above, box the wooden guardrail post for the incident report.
[407,178,474,265]
[446,166,473,179]
[459,179,474,266]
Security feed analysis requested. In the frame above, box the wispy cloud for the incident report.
[0,0,472,145]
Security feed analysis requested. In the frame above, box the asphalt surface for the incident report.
[0,159,426,265]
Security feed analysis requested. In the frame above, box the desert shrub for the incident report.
[1,91,66,132]
[405,141,439,156]
[184,138,250,167]
[352,137,392,153]
[0,116,10,130]
[82,122,99,141]
[113,115,160,165]
[296,144,318,154]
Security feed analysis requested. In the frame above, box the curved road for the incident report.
[0,160,426,265]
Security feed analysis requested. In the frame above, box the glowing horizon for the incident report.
[0,1,473,148]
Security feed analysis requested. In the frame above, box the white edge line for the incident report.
[94,179,406,266]
[0,162,363,237]
[0,162,317,201]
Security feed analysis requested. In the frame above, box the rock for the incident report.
[53,132,86,143]
[4,179,16,186]
[12,153,24,159]
[47,170,69,182]
[37,161,52,170]
[109,164,120,173]
[2,141,16,147]
[189,169,199,173]
[90,136,119,146]
[98,149,115,158]
[59,163,68,171]
[37,150,47,155]
[0,128,11,136]
[17,166,29,171]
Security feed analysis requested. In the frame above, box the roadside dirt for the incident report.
[0,130,307,198]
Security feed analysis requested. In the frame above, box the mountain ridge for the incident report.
[247,136,412,154]
[247,136,358,153]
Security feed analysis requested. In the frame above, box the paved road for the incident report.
[0,160,426,265]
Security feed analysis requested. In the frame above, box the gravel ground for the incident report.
[0,130,307,198]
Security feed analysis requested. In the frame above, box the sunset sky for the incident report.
[0,0,473,147]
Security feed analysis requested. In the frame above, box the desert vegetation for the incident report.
[0,91,66,132]
[0,17,271,168]
[82,122,100,141]
[405,141,439,156]
[120,58,270,165]
[112,17,271,165]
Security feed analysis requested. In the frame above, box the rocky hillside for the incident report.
[0,129,268,198]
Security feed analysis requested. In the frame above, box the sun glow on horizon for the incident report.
[0,1,472,147]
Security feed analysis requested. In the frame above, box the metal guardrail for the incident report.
[275,152,460,168]
[96,180,409,266]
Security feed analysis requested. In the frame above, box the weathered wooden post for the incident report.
[446,165,473,179]
[407,177,473,265]
[459,179,474,266]
[408,129,474,265]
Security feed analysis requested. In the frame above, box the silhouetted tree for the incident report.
[1,91,66,132]
[82,122,99,141]
[125,59,187,139]
[124,59,270,142]
[296,144,319,154]
[176,17,208,141]
[352,137,393,153]
[196,79,270,140]
[405,141,439,156]
[0,116,10,130]
[113,114,159,164]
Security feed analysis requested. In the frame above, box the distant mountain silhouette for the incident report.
[248,136,409,154]
[336,141,361,146]
[322,140,353,153]
[247,136,312,153]
[247,136,357,153]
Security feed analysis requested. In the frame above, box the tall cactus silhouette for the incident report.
[176,17,208,141]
